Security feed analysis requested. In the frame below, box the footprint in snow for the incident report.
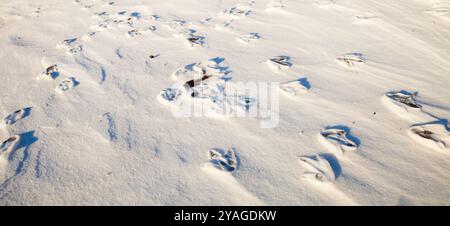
[267,56,292,71]
[40,64,60,80]
[279,77,310,97]
[220,5,252,19]
[318,126,359,156]
[160,58,230,103]
[208,147,239,172]
[91,20,111,31]
[165,20,206,47]
[56,77,80,93]
[92,11,110,20]
[186,35,205,47]
[172,58,230,81]
[201,146,263,205]
[0,131,38,185]
[127,29,142,37]
[1,108,32,127]
[382,90,430,122]
[102,1,115,7]
[215,19,236,32]
[57,38,83,55]
[0,135,21,160]
[336,53,367,67]
[159,87,184,103]
[407,121,450,153]
[237,33,260,44]
[161,58,256,116]
[384,90,421,109]
[159,76,226,105]
[298,153,340,183]
[81,31,96,41]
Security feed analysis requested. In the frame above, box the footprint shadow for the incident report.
[22,107,32,119]
[319,153,342,178]
[14,131,38,171]
[210,57,225,65]
[49,71,60,80]
[412,119,450,131]
[298,77,311,89]
[183,57,231,76]
[324,125,361,147]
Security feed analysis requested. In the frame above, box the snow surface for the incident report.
[1,0,450,205]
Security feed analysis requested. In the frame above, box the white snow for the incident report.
[0,0,450,205]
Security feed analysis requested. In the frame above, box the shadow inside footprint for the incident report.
[412,119,449,131]
[298,77,311,90]
[324,125,361,147]
[319,153,342,178]
[43,64,60,79]
[4,107,32,125]
[299,153,340,182]
[210,57,225,65]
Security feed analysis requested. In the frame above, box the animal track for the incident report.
[172,58,230,81]
[298,154,338,183]
[220,5,252,18]
[407,122,450,153]
[160,58,257,116]
[41,64,59,79]
[127,29,142,37]
[159,87,183,103]
[56,77,79,92]
[81,31,96,41]
[385,91,421,109]
[215,19,236,32]
[58,38,83,54]
[100,112,118,142]
[161,58,230,106]
[279,78,310,97]
[166,20,205,47]
[237,33,260,44]
[0,131,38,186]
[267,56,292,71]
[186,35,205,47]
[0,135,20,155]
[127,26,156,37]
[0,135,21,180]
[2,108,32,126]
[336,53,367,67]
[208,147,238,172]
[382,90,427,122]
[318,126,358,155]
